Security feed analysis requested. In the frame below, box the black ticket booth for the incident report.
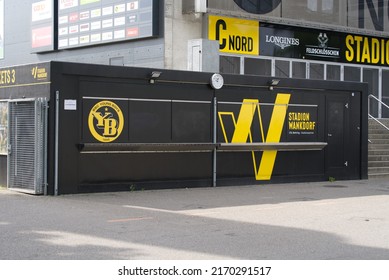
[0,61,368,194]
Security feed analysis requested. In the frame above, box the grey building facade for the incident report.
[0,0,387,193]
[1,1,389,144]
[2,1,389,82]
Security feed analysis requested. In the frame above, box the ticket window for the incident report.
[244,58,272,76]
[326,64,341,81]
[310,63,324,80]
[275,60,290,78]
[344,66,361,82]
[363,68,379,118]
[220,56,241,74]
[292,61,307,79]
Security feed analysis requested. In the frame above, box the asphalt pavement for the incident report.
[1,178,389,260]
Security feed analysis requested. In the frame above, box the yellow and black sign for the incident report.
[31,65,49,81]
[218,94,290,180]
[0,63,50,90]
[345,34,389,66]
[88,100,124,143]
[286,105,318,143]
[288,112,316,132]
[206,18,389,67]
[0,69,16,86]
[208,15,259,56]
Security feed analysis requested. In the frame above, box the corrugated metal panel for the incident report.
[8,99,47,194]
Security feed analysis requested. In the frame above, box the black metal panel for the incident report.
[78,152,213,191]
[326,95,349,177]
[129,100,171,143]
[172,102,212,143]
[0,63,50,100]
[215,83,362,182]
[43,61,369,193]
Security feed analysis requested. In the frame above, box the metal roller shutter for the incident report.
[8,99,47,194]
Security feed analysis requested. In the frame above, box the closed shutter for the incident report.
[8,99,47,194]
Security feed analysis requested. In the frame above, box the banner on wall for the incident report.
[208,15,389,67]
[0,63,50,90]
[31,0,54,52]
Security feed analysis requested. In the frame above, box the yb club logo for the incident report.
[218,94,290,180]
[88,100,124,143]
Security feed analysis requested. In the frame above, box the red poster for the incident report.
[126,27,138,37]
[32,26,52,48]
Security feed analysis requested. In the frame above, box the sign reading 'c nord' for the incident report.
[208,15,259,55]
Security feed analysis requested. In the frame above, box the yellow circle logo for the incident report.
[88,100,124,142]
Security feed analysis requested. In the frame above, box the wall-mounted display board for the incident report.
[57,0,159,49]
[31,0,55,52]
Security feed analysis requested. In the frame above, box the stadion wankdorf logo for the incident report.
[305,33,340,59]
[265,35,300,49]
[88,100,124,143]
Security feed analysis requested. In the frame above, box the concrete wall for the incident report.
[1,0,206,71]
[164,0,203,70]
[3,1,389,70]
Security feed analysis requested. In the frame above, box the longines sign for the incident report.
[265,35,300,50]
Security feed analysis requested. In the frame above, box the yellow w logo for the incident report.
[218,93,291,180]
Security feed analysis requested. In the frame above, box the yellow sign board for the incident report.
[208,15,259,56]
[345,34,389,65]
[218,94,291,180]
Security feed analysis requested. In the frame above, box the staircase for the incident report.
[368,118,389,178]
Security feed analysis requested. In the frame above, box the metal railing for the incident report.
[368,94,389,134]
